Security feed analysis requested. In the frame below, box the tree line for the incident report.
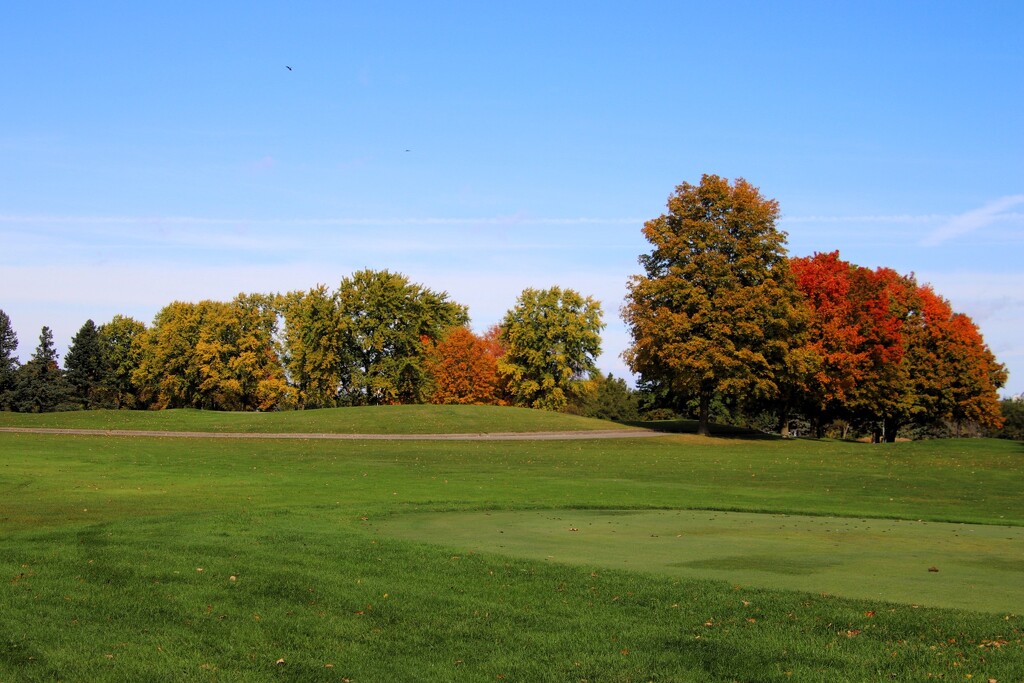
[0,271,608,416]
[0,174,1012,440]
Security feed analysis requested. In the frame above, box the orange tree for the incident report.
[423,326,506,405]
[623,175,806,436]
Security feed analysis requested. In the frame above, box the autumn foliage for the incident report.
[423,326,506,405]
[789,252,1006,439]
[625,176,1007,440]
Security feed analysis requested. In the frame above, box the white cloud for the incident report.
[921,195,1024,247]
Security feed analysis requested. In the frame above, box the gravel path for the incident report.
[0,427,662,441]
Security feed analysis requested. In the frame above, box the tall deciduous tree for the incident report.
[623,175,805,436]
[0,309,18,409]
[335,269,468,405]
[97,315,147,409]
[278,285,344,409]
[498,286,604,411]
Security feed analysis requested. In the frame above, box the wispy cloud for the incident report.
[921,195,1024,247]
[0,214,640,227]
[782,214,947,225]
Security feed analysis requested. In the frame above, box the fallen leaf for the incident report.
[928,566,939,572]
[275,658,285,666]
[864,610,876,617]
[980,639,1009,649]
[845,630,861,638]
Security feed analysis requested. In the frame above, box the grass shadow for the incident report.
[622,419,782,440]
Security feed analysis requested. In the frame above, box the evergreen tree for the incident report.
[0,309,19,410]
[11,326,73,412]
[65,319,113,409]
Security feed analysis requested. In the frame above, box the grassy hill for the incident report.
[0,404,635,434]
[2,407,1022,681]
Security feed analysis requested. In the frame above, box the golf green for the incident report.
[375,509,1024,614]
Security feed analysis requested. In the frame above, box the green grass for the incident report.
[0,404,634,434]
[2,407,1023,681]
[376,509,1024,613]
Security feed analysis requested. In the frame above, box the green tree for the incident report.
[498,286,604,411]
[0,309,19,410]
[335,270,469,405]
[278,285,344,409]
[97,315,147,409]
[64,319,114,409]
[622,175,805,436]
[11,326,73,412]
[579,372,640,422]
[994,396,1024,440]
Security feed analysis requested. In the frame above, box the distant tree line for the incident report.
[1,175,1014,440]
[0,271,609,416]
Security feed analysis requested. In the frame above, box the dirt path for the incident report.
[0,427,662,441]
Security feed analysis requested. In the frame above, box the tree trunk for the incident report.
[777,402,790,438]
[697,389,711,437]
[883,416,900,443]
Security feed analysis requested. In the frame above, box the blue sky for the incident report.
[2,2,1022,396]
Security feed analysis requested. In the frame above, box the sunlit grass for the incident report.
[2,407,1023,681]
[0,404,634,434]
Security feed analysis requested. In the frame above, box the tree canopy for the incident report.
[498,286,604,411]
[623,175,805,436]
[334,269,469,405]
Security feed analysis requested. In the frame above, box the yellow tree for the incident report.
[623,175,805,436]
[135,295,291,410]
[498,286,604,411]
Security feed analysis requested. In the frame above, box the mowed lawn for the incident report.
[1,407,1023,682]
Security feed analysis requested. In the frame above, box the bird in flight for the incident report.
[286,65,293,71]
